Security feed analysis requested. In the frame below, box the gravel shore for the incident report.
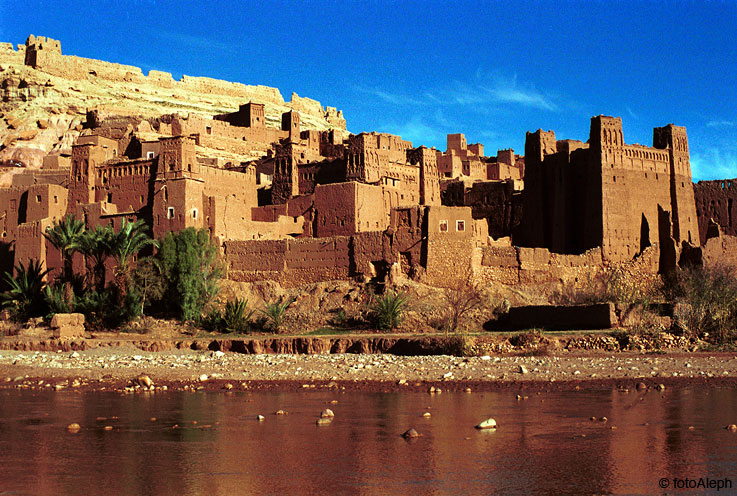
[3,348,737,393]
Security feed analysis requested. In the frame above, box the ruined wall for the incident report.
[390,207,427,277]
[351,231,389,278]
[701,230,737,268]
[477,244,520,285]
[224,236,351,286]
[0,42,26,66]
[693,179,737,243]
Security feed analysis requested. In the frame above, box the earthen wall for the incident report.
[693,179,737,242]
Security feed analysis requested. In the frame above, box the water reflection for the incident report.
[1,386,736,495]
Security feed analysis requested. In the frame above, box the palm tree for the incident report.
[44,215,85,307]
[1,259,50,321]
[72,224,114,292]
[44,215,85,283]
[108,219,157,303]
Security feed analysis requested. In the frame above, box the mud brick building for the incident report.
[519,116,699,266]
[2,34,735,292]
[693,179,737,242]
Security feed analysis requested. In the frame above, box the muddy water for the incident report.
[1,386,736,495]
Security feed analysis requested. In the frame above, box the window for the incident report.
[192,208,198,220]
[439,220,448,232]
[206,126,212,135]
[54,196,58,204]
[456,220,465,232]
[147,151,155,159]
[107,193,112,203]
[36,195,41,203]
[167,207,175,219]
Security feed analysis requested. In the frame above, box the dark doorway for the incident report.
[640,213,651,252]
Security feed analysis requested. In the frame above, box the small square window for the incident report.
[147,151,155,159]
[456,220,465,232]
[439,220,448,232]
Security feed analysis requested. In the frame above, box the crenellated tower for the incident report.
[654,124,699,244]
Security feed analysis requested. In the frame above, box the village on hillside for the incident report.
[1,35,736,337]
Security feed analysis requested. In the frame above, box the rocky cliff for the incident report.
[0,35,346,183]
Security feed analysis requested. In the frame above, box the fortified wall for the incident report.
[693,179,737,242]
[518,116,699,268]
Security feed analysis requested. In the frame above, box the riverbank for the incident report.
[3,346,737,393]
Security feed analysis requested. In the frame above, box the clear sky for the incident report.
[1,0,735,181]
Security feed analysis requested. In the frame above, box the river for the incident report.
[1,385,736,495]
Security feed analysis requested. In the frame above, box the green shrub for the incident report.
[157,228,222,321]
[44,282,73,318]
[330,308,349,327]
[199,307,223,332]
[260,297,295,333]
[223,298,254,333]
[76,287,140,330]
[1,260,49,322]
[369,290,409,330]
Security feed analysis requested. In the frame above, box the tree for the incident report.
[44,214,84,284]
[1,259,50,322]
[130,257,166,315]
[441,272,483,334]
[72,224,113,292]
[157,228,222,321]
[109,218,157,304]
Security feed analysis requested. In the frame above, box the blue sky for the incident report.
[1,0,735,181]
